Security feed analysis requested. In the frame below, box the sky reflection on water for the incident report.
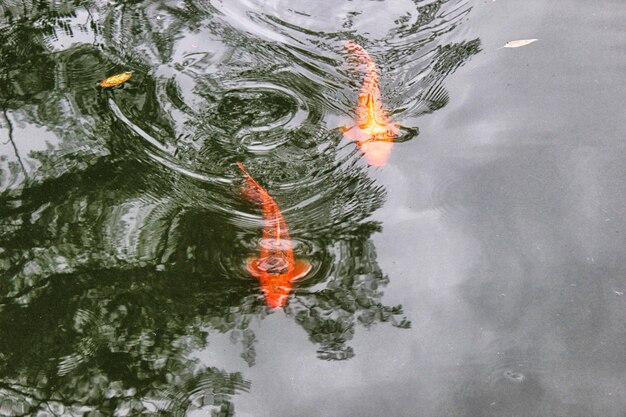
[1,0,625,416]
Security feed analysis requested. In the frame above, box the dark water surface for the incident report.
[1,0,625,415]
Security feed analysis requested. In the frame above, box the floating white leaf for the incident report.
[503,39,538,48]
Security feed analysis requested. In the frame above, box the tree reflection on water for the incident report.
[0,0,478,414]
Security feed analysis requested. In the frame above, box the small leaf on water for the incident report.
[503,39,538,48]
[98,71,133,88]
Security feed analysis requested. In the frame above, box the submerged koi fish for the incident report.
[98,71,132,88]
[237,162,311,308]
[342,40,399,166]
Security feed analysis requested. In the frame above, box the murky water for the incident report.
[1,0,625,416]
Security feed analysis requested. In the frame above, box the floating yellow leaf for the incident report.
[98,72,133,88]
[503,39,538,48]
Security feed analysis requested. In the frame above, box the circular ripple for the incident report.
[100,1,422,301]
[503,369,526,382]
[215,81,309,153]
[485,349,551,389]
[429,173,473,226]
[162,372,251,416]
[216,220,326,286]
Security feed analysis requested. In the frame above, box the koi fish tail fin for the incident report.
[344,40,373,65]
[344,40,378,84]
[241,179,264,204]
[236,162,256,184]
[236,162,266,204]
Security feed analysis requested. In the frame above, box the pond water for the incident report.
[1,0,625,416]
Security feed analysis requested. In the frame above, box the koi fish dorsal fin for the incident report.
[246,257,290,278]
[246,257,311,282]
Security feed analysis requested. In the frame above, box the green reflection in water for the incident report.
[0,0,479,414]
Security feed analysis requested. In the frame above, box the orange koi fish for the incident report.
[237,162,311,308]
[342,40,399,166]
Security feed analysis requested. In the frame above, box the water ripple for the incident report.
[0,0,485,413]
[216,80,310,153]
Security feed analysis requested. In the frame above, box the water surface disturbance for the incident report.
[0,0,625,416]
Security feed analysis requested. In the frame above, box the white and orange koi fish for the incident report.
[342,40,399,166]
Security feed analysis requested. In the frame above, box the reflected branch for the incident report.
[2,108,27,178]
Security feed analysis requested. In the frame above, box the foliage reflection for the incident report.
[0,0,479,414]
